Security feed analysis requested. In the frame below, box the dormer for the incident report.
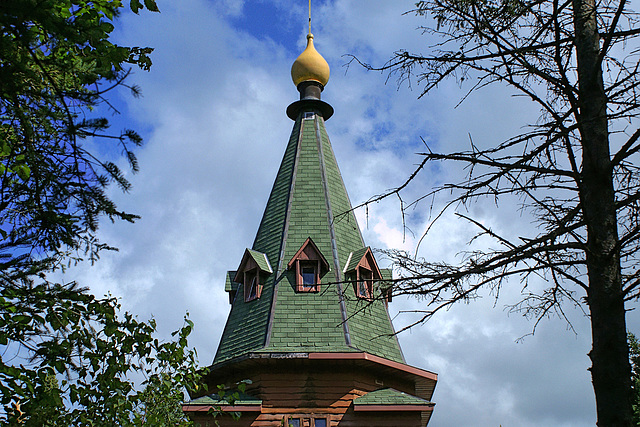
[287,237,330,292]
[380,268,394,305]
[233,249,273,302]
[343,247,383,300]
[225,270,239,304]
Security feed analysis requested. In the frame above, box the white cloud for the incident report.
[52,1,640,425]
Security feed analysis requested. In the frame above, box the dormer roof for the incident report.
[233,248,272,283]
[287,237,330,273]
[343,246,383,279]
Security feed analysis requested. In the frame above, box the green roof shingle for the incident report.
[212,118,301,364]
[225,271,237,293]
[354,388,433,406]
[185,393,262,406]
[245,248,273,273]
[213,102,404,365]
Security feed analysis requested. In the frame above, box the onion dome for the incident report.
[291,33,330,87]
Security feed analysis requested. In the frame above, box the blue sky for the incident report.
[55,1,640,425]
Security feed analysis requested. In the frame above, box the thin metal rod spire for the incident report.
[308,0,312,34]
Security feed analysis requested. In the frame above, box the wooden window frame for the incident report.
[356,266,374,300]
[244,268,262,302]
[288,238,330,293]
[285,416,328,427]
[295,260,321,292]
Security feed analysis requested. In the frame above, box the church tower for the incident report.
[183,32,437,427]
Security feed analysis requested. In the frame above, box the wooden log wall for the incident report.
[189,363,429,427]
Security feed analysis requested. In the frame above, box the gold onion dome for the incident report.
[291,33,330,87]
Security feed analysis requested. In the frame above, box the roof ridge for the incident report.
[314,115,352,347]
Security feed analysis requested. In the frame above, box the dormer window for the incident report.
[288,237,330,292]
[343,247,383,301]
[296,261,320,292]
[245,269,260,301]
[233,249,273,302]
[225,271,240,304]
[380,268,394,305]
[356,267,373,299]
[301,265,317,288]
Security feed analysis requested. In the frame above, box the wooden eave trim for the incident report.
[182,404,262,413]
[353,404,434,412]
[343,247,382,280]
[359,248,383,279]
[260,252,273,273]
[307,352,438,381]
[343,252,353,273]
[233,249,272,283]
[205,351,438,388]
[287,237,330,271]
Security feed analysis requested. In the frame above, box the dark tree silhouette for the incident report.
[351,0,640,425]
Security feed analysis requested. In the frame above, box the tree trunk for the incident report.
[573,0,633,425]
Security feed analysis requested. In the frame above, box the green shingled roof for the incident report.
[343,247,371,272]
[245,248,273,273]
[213,100,404,365]
[354,388,432,406]
[184,393,262,406]
[380,268,393,281]
[225,271,237,293]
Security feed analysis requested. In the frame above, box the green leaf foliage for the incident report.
[0,0,158,283]
[0,1,208,425]
[0,286,203,426]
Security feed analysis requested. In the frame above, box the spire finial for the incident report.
[286,1,334,120]
[290,2,330,89]
[308,0,312,35]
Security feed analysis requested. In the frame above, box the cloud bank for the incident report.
[57,1,640,425]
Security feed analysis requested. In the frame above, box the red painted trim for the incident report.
[287,237,330,271]
[295,260,320,292]
[356,267,374,300]
[307,352,438,381]
[182,404,262,413]
[354,405,434,412]
[345,247,382,280]
[359,248,383,280]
